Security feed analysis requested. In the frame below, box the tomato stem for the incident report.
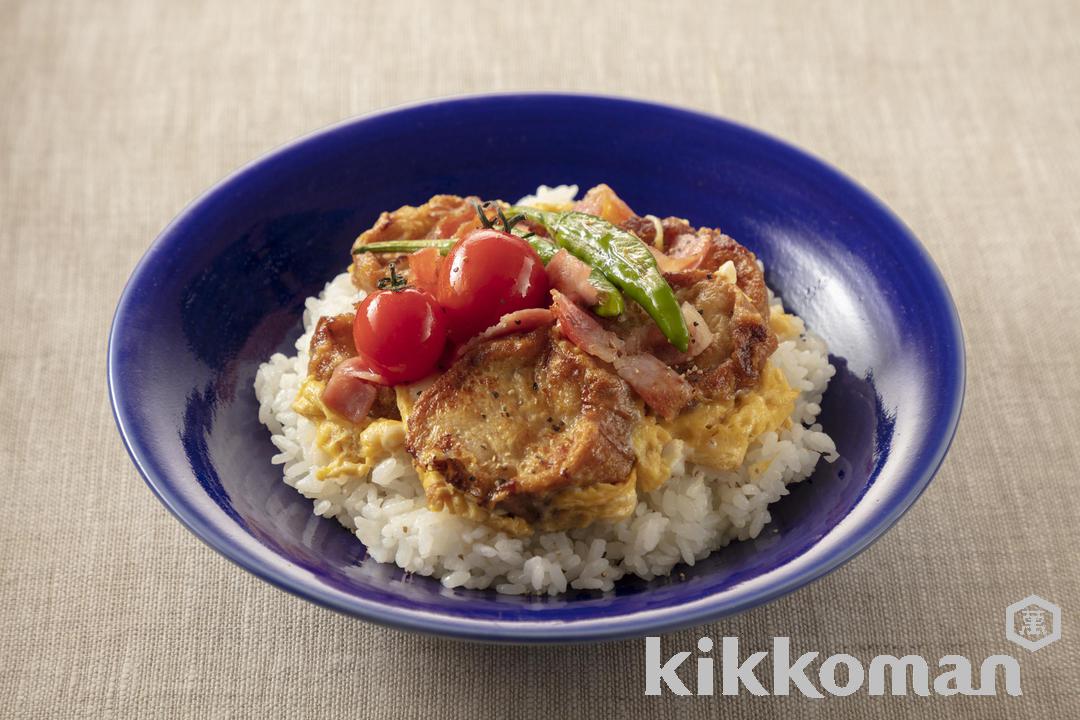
[471,201,524,234]
[376,261,408,291]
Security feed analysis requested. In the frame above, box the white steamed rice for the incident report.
[254,188,838,595]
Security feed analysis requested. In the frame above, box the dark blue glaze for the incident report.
[108,94,964,642]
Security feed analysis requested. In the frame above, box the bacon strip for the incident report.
[477,308,554,340]
[433,199,482,238]
[546,249,599,306]
[451,308,555,361]
[611,353,694,420]
[573,184,636,225]
[408,246,442,293]
[322,357,384,424]
[550,291,622,363]
[550,290,693,419]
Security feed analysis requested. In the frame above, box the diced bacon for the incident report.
[550,290,693,418]
[574,184,636,225]
[549,290,623,363]
[546,249,598,306]
[648,244,705,275]
[680,302,714,359]
[321,357,383,423]
[408,246,442,293]
[611,353,694,421]
[450,308,555,361]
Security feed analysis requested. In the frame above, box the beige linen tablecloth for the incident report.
[2,1,1078,717]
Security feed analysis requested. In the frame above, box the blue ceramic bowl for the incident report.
[109,94,964,642]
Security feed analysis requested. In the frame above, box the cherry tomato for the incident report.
[436,229,550,344]
[352,287,447,384]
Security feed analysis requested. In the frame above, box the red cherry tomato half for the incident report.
[436,229,550,344]
[352,287,447,384]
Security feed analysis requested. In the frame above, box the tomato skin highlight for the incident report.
[352,287,447,384]
[436,229,551,344]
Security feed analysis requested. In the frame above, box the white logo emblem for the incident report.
[1005,595,1061,652]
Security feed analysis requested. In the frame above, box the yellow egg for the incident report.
[540,470,639,531]
[420,468,532,536]
[633,419,674,493]
[662,362,797,472]
[770,308,804,341]
[292,377,406,482]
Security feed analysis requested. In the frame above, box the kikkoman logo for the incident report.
[645,637,1022,697]
[645,595,1062,698]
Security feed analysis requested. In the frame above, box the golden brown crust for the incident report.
[619,215,776,402]
[308,313,357,382]
[306,313,399,420]
[669,279,776,402]
[349,194,481,292]
[354,194,475,247]
[404,326,641,526]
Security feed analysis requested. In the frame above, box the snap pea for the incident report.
[352,236,625,317]
[510,206,690,352]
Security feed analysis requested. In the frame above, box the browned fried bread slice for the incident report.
[405,326,641,524]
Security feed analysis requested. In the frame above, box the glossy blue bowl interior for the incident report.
[109,94,964,642]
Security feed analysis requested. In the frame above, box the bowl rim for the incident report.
[108,92,965,643]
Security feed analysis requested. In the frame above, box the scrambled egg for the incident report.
[632,420,675,492]
[659,363,796,471]
[293,378,405,481]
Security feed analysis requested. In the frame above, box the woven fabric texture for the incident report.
[2,1,1078,717]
